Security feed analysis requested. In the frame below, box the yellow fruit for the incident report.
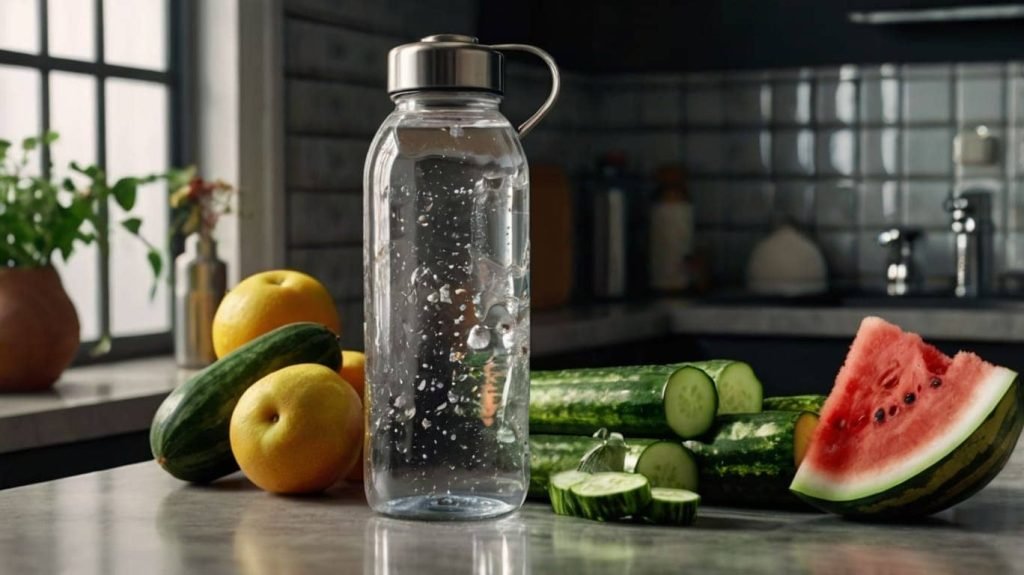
[212,270,341,358]
[339,350,366,399]
[229,364,362,494]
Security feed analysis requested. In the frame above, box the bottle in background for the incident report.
[649,167,694,294]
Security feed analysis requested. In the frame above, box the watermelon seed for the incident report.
[889,405,899,416]
[874,408,885,423]
[931,377,942,388]
[904,392,916,405]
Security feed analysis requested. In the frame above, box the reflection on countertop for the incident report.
[2,445,1024,574]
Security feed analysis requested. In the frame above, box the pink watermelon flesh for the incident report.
[794,316,1015,501]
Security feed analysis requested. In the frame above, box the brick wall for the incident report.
[281,0,477,348]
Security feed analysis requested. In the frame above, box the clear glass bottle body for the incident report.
[363,92,530,520]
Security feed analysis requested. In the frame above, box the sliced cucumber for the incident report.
[663,366,719,438]
[642,488,700,525]
[625,440,699,492]
[549,470,591,516]
[570,472,652,521]
[683,360,763,415]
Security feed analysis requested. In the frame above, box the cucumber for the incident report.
[625,439,699,492]
[529,435,698,498]
[683,360,763,415]
[529,435,601,499]
[549,470,590,516]
[150,322,342,483]
[642,488,700,525]
[530,365,718,439]
[762,394,827,414]
[570,472,652,521]
[684,410,819,509]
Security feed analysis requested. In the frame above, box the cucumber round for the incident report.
[642,488,700,525]
[683,360,763,415]
[570,472,652,521]
[625,440,699,492]
[548,470,590,516]
[663,366,719,438]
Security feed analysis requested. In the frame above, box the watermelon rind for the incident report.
[791,372,1023,518]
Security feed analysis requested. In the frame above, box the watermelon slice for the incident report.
[791,316,1024,519]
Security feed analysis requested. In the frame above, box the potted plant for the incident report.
[0,133,164,391]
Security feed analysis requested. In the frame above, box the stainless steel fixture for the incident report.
[946,191,994,298]
[878,228,921,296]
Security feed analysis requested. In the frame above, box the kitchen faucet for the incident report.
[945,190,994,298]
[878,228,921,296]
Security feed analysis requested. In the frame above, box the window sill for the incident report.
[0,356,191,455]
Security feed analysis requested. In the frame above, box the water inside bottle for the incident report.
[367,124,530,520]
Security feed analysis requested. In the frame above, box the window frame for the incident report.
[0,0,194,364]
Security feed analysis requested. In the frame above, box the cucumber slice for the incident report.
[684,360,763,415]
[625,440,699,492]
[664,366,719,438]
[570,472,652,521]
[642,488,700,525]
[549,470,590,516]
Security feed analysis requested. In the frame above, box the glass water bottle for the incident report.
[363,35,559,520]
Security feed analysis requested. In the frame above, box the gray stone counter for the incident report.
[2,446,1024,574]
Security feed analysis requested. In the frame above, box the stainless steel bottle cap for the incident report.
[388,34,503,96]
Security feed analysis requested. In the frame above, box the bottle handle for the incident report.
[490,43,560,139]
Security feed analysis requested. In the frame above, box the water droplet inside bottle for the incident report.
[426,292,439,303]
[497,427,515,443]
[404,406,417,419]
[417,215,429,226]
[467,325,491,350]
[421,418,432,430]
[439,284,451,303]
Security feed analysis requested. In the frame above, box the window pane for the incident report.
[48,0,95,61]
[0,0,39,54]
[0,65,42,167]
[50,71,99,341]
[103,0,167,71]
[105,78,169,336]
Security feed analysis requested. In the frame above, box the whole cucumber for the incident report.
[150,322,341,483]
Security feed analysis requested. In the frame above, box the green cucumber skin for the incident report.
[762,394,827,414]
[530,365,716,438]
[150,322,342,483]
[571,473,652,521]
[681,360,763,415]
[684,411,812,510]
[529,435,602,499]
[531,367,676,436]
[548,470,590,516]
[642,489,700,525]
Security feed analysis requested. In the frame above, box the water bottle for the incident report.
[363,35,559,520]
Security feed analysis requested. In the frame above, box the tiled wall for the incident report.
[282,0,477,347]
[521,62,1024,292]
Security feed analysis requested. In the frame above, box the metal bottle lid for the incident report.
[388,34,503,96]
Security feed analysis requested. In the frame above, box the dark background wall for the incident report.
[480,0,1024,73]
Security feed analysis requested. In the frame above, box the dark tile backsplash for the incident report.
[519,61,1024,291]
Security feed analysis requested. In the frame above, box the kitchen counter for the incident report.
[3,446,1024,574]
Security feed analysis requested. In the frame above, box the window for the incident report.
[0,0,189,360]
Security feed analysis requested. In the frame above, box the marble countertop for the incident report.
[3,446,1024,574]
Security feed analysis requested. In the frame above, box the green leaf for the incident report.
[62,178,76,191]
[121,217,142,235]
[112,177,138,210]
[43,132,59,144]
[147,250,163,298]
[21,137,38,151]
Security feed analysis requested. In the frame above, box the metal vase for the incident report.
[174,234,227,368]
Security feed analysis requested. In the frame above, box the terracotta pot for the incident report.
[0,266,80,391]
